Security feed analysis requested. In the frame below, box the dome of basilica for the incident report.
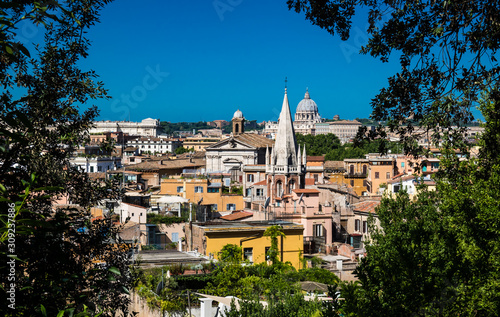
[296,90,318,113]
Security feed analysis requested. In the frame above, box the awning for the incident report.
[156,195,189,204]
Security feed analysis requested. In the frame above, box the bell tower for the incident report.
[232,109,245,136]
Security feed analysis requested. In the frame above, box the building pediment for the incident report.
[206,137,256,151]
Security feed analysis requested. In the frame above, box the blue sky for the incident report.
[80,0,402,123]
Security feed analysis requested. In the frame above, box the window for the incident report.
[90,166,94,173]
[276,181,283,196]
[243,248,253,262]
[177,186,184,193]
[212,204,218,211]
[394,184,400,193]
[246,188,252,197]
[350,165,354,174]
[314,224,324,237]
[172,232,179,243]
[130,158,135,162]
[226,204,236,211]
[401,162,405,167]
[208,187,219,193]
[131,213,134,217]
[386,172,390,179]
[363,180,367,187]
[194,186,203,193]
[375,172,379,179]
[362,165,367,175]
[256,188,264,197]
[355,219,360,232]
[247,174,254,182]
[350,180,354,187]
[363,221,368,233]
[98,166,102,172]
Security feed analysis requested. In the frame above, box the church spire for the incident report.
[274,87,298,168]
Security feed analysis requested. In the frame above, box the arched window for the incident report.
[276,181,283,197]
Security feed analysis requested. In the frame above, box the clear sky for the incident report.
[79,0,403,123]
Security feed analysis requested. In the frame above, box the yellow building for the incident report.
[185,221,304,269]
[182,136,222,152]
[160,178,244,212]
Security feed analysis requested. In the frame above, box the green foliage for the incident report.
[175,146,192,155]
[218,244,243,264]
[263,225,286,265]
[146,214,186,225]
[288,0,500,156]
[296,133,341,156]
[0,1,132,316]
[295,133,402,160]
[160,121,213,136]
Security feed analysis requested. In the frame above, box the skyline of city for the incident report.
[75,0,404,123]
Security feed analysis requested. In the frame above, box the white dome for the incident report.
[233,109,244,119]
[296,91,318,112]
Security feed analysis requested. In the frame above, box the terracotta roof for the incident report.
[293,189,320,194]
[220,211,253,221]
[305,178,315,185]
[352,201,380,214]
[116,158,205,172]
[234,133,274,148]
[329,120,361,125]
[252,180,267,186]
[88,172,106,180]
[387,175,416,184]
[324,161,345,170]
[307,161,323,167]
[307,156,325,162]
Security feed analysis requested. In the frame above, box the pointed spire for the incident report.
[302,144,307,165]
[274,87,298,167]
[266,146,269,165]
[297,145,302,166]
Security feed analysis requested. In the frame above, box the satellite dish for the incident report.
[264,197,270,209]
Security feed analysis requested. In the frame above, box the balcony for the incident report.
[344,172,367,178]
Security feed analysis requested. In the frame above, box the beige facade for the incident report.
[90,118,160,137]
[328,120,362,144]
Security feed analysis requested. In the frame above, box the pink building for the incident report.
[273,188,334,254]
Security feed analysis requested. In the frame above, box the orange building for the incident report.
[160,178,244,212]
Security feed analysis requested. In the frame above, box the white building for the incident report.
[117,202,147,224]
[325,120,362,144]
[127,137,182,154]
[90,118,160,137]
[205,110,274,174]
[70,156,122,173]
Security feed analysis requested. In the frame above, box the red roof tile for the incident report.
[252,180,267,186]
[352,201,380,214]
[221,211,253,221]
[293,189,320,194]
